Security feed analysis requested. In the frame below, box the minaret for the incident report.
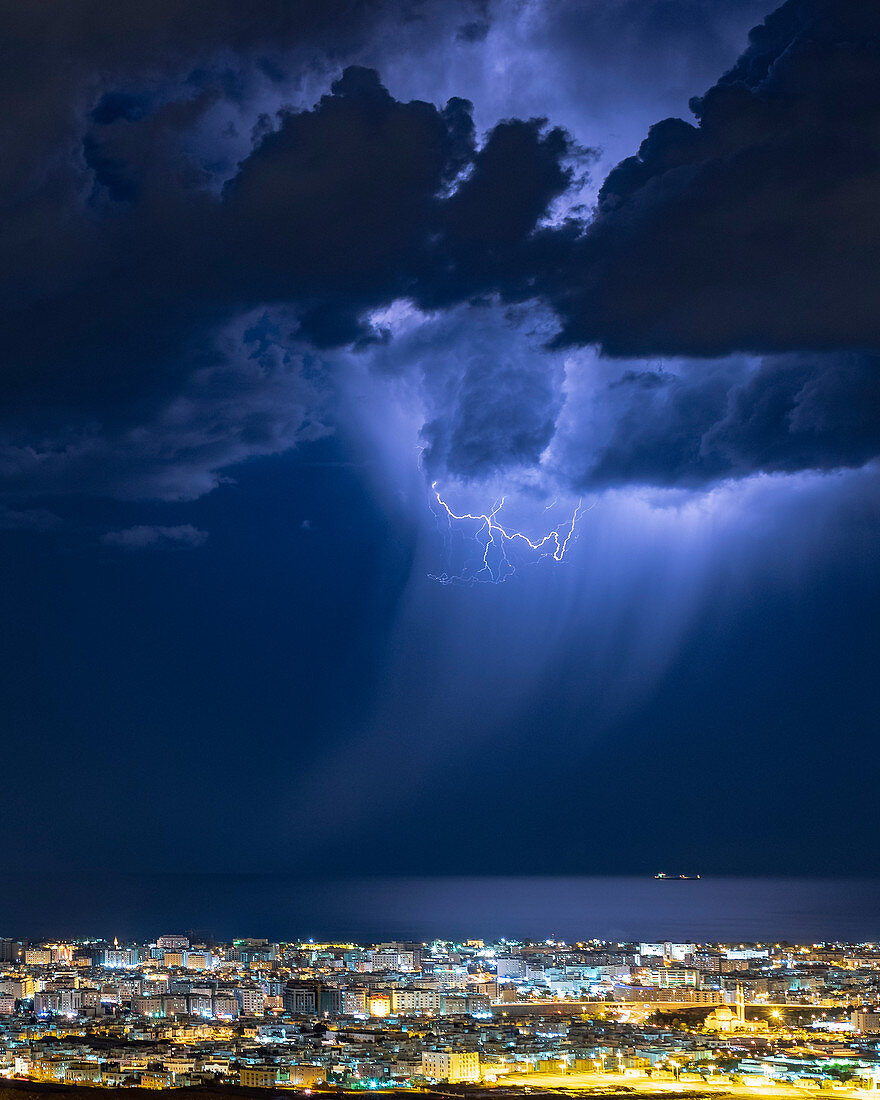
[736,982,745,1024]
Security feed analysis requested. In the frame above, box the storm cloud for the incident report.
[1,0,879,508]
[0,18,575,501]
[552,351,880,491]
[548,0,880,357]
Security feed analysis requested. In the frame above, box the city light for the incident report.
[0,932,876,1091]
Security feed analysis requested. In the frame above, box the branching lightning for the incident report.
[428,482,585,585]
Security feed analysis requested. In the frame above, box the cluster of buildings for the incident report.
[2,934,880,1089]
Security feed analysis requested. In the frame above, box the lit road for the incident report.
[491,1072,864,1099]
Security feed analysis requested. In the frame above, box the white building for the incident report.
[422,1051,480,1083]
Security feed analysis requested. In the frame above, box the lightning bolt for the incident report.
[428,482,585,585]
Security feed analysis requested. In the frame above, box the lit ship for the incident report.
[653,872,701,880]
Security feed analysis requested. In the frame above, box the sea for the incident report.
[4,875,880,944]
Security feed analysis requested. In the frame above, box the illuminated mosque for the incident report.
[704,984,769,1034]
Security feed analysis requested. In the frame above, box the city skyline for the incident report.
[2,930,880,1092]
[0,0,878,882]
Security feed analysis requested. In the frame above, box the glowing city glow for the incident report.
[5,930,880,1091]
[429,482,585,584]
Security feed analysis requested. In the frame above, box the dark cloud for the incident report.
[218,82,575,343]
[375,0,775,176]
[221,69,482,345]
[421,353,559,479]
[476,0,880,492]
[546,0,880,356]
[1,0,388,169]
[102,524,208,550]
[2,0,879,510]
[0,1,471,504]
[0,505,62,532]
[0,1,399,303]
[0,312,331,501]
[416,307,564,479]
[0,25,575,502]
[417,119,577,312]
[558,361,739,490]
[558,352,880,490]
[706,352,880,477]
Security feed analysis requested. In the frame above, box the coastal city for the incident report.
[1,934,880,1094]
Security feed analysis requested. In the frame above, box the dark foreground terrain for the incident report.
[0,1082,721,1100]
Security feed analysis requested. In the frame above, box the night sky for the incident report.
[2,0,879,883]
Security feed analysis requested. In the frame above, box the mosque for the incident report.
[704,984,769,1034]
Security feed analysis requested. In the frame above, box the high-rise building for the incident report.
[283,980,317,1015]
[0,939,20,963]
